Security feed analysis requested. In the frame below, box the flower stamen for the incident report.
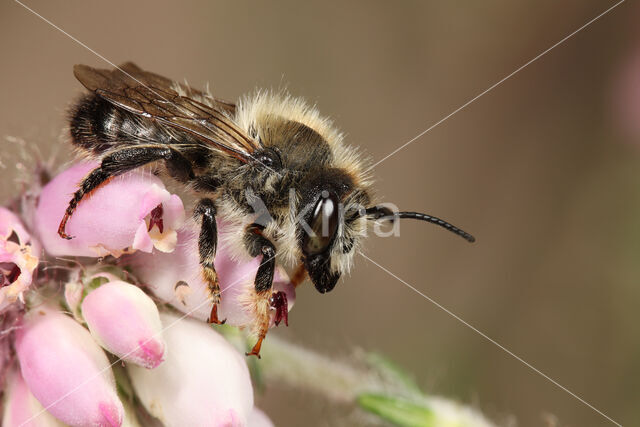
[147,204,164,234]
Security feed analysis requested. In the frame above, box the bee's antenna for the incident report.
[362,206,476,243]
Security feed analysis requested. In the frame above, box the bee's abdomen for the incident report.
[70,94,174,154]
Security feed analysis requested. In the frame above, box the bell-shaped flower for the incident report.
[15,307,124,427]
[0,207,40,312]
[129,225,294,328]
[34,162,185,258]
[82,280,165,369]
[2,368,65,427]
[127,311,254,426]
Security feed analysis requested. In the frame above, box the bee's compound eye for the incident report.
[255,148,282,170]
[303,191,340,255]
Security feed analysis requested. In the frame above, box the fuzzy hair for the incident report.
[172,84,377,277]
[232,91,375,275]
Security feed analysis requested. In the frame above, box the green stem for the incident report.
[258,335,496,427]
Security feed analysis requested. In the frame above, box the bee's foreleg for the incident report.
[194,198,224,324]
[58,145,193,239]
[244,224,277,358]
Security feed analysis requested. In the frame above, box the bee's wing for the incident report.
[73,62,258,161]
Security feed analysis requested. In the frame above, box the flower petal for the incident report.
[34,162,185,258]
[15,307,124,426]
[0,208,31,244]
[127,311,253,426]
[129,224,294,327]
[2,368,66,427]
[82,281,165,369]
[0,207,40,312]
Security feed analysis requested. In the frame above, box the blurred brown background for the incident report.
[1,1,639,426]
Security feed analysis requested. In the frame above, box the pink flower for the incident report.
[2,368,65,427]
[130,225,295,327]
[34,162,185,258]
[0,207,40,312]
[15,307,124,427]
[82,280,165,369]
[127,311,254,426]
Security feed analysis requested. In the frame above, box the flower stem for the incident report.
[258,335,496,427]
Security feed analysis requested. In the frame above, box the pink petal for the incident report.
[15,307,124,426]
[34,162,185,258]
[129,224,295,327]
[0,208,40,312]
[81,281,165,369]
[127,311,253,426]
[2,368,65,426]
[131,222,154,253]
[162,194,186,230]
[0,208,31,244]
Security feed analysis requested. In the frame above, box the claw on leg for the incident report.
[57,210,74,240]
[208,302,225,325]
[246,290,290,358]
[246,335,265,359]
[246,289,272,358]
[203,264,226,325]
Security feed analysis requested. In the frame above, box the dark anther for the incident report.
[0,264,21,287]
[6,231,20,245]
[269,291,288,327]
[148,204,164,233]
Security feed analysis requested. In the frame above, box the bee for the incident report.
[59,63,475,357]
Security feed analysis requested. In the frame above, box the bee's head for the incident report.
[234,90,475,293]
[296,168,369,293]
[295,166,476,294]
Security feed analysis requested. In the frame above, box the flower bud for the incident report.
[130,225,294,327]
[35,162,185,258]
[127,311,253,426]
[0,207,40,312]
[2,368,65,427]
[82,280,165,369]
[15,307,124,426]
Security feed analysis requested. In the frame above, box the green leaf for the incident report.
[86,276,109,291]
[357,393,435,427]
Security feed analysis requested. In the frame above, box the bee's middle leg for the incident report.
[244,224,281,358]
[194,198,224,324]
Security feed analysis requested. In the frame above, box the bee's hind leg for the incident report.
[194,198,225,325]
[243,224,279,358]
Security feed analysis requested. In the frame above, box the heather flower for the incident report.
[0,207,40,312]
[127,311,253,426]
[34,162,185,258]
[0,156,496,426]
[2,368,65,427]
[130,226,295,327]
[82,280,165,369]
[15,306,124,426]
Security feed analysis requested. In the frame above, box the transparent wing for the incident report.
[74,62,258,161]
